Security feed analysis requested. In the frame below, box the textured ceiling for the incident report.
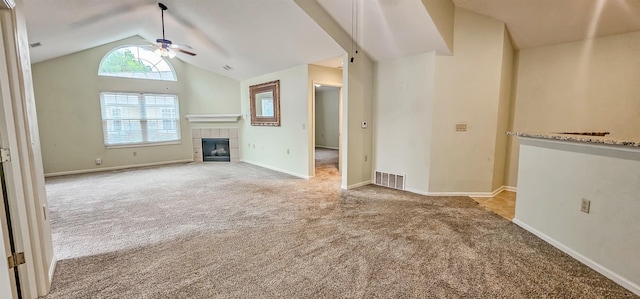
[316,0,450,61]
[22,0,449,80]
[22,0,345,80]
[454,0,640,49]
[22,0,640,81]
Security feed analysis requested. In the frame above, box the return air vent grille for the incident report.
[374,170,405,190]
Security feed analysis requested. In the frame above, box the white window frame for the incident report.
[98,45,177,81]
[100,92,181,147]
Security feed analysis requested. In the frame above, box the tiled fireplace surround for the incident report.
[192,128,239,163]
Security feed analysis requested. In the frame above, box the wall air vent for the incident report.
[374,170,405,191]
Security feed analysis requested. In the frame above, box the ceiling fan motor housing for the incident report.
[156,38,172,48]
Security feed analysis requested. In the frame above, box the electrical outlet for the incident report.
[364,155,368,162]
[133,151,137,157]
[95,158,102,165]
[581,198,590,213]
[286,149,290,155]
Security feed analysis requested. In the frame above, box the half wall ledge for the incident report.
[185,114,242,123]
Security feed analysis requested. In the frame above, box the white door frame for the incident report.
[0,10,28,298]
[0,4,55,298]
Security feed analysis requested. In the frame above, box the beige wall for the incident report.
[33,36,240,174]
[373,52,436,194]
[344,54,375,188]
[429,7,511,193]
[184,63,241,133]
[507,31,640,187]
[240,65,311,178]
[184,63,240,115]
[492,30,514,191]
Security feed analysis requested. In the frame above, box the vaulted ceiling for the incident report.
[453,0,640,49]
[23,0,346,80]
[21,0,640,81]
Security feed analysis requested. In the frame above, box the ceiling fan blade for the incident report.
[175,48,197,56]
[169,44,193,50]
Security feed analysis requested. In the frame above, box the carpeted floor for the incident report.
[42,162,636,298]
[315,147,338,168]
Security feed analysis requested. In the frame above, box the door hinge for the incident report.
[0,148,10,162]
[7,252,25,269]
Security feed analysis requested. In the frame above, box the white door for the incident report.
[0,176,17,298]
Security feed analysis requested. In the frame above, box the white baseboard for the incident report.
[504,186,517,192]
[342,180,371,190]
[427,191,494,198]
[491,186,506,197]
[404,187,429,196]
[48,257,57,285]
[513,218,640,296]
[240,160,310,179]
[44,159,194,177]
[428,186,518,198]
[315,145,339,150]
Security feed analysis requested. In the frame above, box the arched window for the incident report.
[98,45,176,81]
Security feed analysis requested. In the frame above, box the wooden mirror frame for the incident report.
[249,80,280,126]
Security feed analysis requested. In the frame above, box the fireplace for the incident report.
[202,138,230,162]
[191,128,238,163]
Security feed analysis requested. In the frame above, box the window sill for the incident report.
[105,141,181,149]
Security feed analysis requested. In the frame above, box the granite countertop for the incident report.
[507,132,640,147]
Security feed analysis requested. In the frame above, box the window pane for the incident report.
[100,92,180,146]
[146,120,179,142]
[98,45,176,81]
[104,120,143,145]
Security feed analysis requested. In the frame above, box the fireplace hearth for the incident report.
[202,138,230,162]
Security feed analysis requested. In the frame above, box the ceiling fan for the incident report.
[154,3,196,58]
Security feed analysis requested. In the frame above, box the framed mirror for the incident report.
[249,80,280,126]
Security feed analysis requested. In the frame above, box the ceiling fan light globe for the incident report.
[154,47,174,58]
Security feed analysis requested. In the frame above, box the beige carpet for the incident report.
[315,147,338,168]
[41,162,636,298]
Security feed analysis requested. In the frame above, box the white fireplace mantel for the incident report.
[185,114,242,123]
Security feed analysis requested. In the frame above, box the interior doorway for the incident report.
[313,83,341,175]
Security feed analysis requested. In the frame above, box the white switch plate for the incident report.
[361,121,368,128]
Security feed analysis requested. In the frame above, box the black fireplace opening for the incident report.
[202,138,230,162]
